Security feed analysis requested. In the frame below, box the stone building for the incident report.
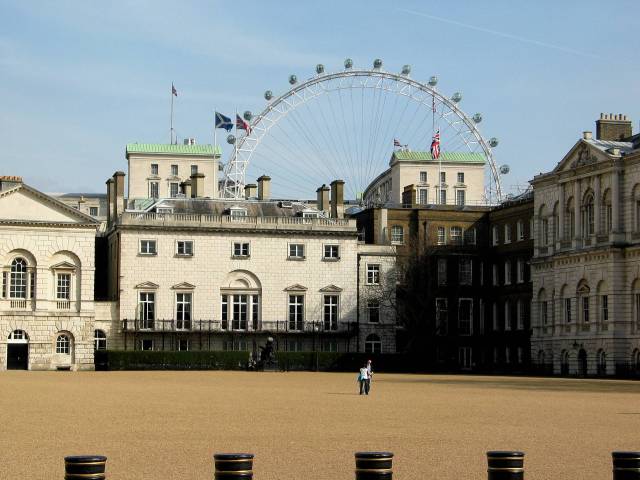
[52,193,108,220]
[0,176,100,370]
[531,114,640,376]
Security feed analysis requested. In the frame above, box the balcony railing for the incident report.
[56,300,71,310]
[10,299,27,309]
[122,319,357,334]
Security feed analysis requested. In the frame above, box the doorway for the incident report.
[7,330,29,370]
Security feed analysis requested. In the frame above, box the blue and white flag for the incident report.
[215,112,233,131]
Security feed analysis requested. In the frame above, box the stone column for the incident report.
[594,175,601,235]
[574,180,581,242]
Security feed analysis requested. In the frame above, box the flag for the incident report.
[172,84,178,97]
[393,139,401,147]
[215,112,233,132]
[430,131,440,160]
[236,114,252,134]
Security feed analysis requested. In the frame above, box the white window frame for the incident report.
[56,272,72,301]
[457,172,465,184]
[390,225,404,245]
[459,258,472,286]
[437,226,446,245]
[288,243,305,259]
[517,220,524,240]
[504,261,511,285]
[366,264,381,285]
[94,329,107,351]
[175,292,192,330]
[458,298,473,336]
[492,226,499,245]
[504,301,511,331]
[56,334,70,354]
[455,189,465,206]
[517,300,524,330]
[176,240,194,256]
[419,171,427,183]
[505,224,512,244]
[149,181,159,199]
[323,244,340,260]
[170,164,178,176]
[169,182,179,198]
[288,294,305,331]
[367,300,380,323]
[232,242,250,258]
[139,239,157,255]
[151,163,159,175]
[323,294,340,330]
[138,291,156,329]
[517,260,524,283]
[450,226,462,245]
[437,258,447,286]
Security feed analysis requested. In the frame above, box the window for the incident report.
[150,182,159,198]
[517,260,524,283]
[517,220,524,240]
[419,171,427,183]
[504,261,511,285]
[140,240,157,255]
[56,334,70,354]
[582,296,590,323]
[1,271,6,298]
[365,334,381,354]
[323,244,340,260]
[457,172,464,183]
[252,295,259,330]
[564,298,572,323]
[541,301,549,325]
[517,300,524,330]
[390,225,404,244]
[176,293,192,330]
[542,218,549,245]
[141,339,154,351]
[151,163,159,175]
[230,207,248,218]
[171,164,178,176]
[437,259,447,286]
[289,244,305,259]
[323,295,339,330]
[89,207,98,216]
[437,226,446,245]
[492,264,499,286]
[505,347,511,364]
[458,299,473,335]
[492,303,498,331]
[56,273,71,300]
[464,227,476,245]
[504,301,511,330]
[436,298,448,335]
[178,339,190,351]
[584,195,595,236]
[221,295,228,330]
[517,347,523,364]
[94,330,107,351]
[232,295,249,330]
[367,300,380,323]
[450,226,462,245]
[138,292,155,329]
[479,262,484,286]
[492,226,499,245]
[10,258,27,298]
[29,271,35,299]
[459,258,472,286]
[367,264,381,285]
[233,242,250,257]
[505,224,512,244]
[456,190,465,206]
[169,182,179,197]
[288,295,304,330]
[439,189,447,205]
[600,295,608,322]
[418,189,428,205]
[191,165,198,175]
[177,240,193,256]
[479,299,485,334]
[440,172,446,184]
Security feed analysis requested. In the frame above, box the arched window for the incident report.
[10,257,28,299]
[597,349,607,376]
[365,334,382,354]
[56,334,70,354]
[577,281,590,324]
[538,205,548,246]
[602,189,612,233]
[583,193,595,236]
[538,289,548,326]
[634,184,640,232]
[565,197,575,239]
[552,202,559,241]
[390,225,404,245]
[8,330,28,342]
[94,329,107,351]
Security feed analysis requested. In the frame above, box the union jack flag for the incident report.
[172,83,178,97]
[236,114,252,134]
[393,139,401,147]
[430,131,440,159]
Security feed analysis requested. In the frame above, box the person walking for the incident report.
[358,363,370,395]
[366,359,373,392]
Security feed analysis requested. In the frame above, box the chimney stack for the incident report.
[582,131,592,140]
[244,183,257,199]
[191,172,205,198]
[113,171,126,220]
[0,175,23,191]
[316,184,330,213]
[105,178,114,226]
[402,184,417,207]
[596,113,632,141]
[181,179,192,198]
[257,175,271,201]
[330,179,345,219]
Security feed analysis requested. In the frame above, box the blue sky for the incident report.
[1,0,639,195]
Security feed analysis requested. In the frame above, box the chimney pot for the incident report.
[583,131,592,140]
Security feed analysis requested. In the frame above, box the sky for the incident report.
[1,0,639,196]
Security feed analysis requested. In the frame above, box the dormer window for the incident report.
[229,207,248,217]
[302,210,320,218]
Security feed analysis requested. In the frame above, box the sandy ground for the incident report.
[1,372,639,479]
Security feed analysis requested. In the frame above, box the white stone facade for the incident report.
[531,135,640,376]
[0,179,99,370]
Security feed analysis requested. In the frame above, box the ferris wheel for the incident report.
[222,59,504,203]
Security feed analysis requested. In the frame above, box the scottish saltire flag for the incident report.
[172,84,178,96]
[430,131,440,159]
[393,139,401,147]
[236,114,252,134]
[215,112,233,132]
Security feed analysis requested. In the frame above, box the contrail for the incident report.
[398,8,601,59]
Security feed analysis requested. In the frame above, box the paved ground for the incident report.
[1,372,639,479]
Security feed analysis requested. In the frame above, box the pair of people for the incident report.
[358,360,373,395]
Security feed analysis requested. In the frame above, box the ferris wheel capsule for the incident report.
[344,58,353,69]
[489,137,499,148]
[289,75,297,85]
[373,59,383,69]
[227,134,236,145]
[472,113,483,123]
[264,90,273,101]
[428,75,438,86]
[316,64,325,74]
[500,164,510,175]
[243,111,252,121]
[451,92,463,103]
[401,64,411,75]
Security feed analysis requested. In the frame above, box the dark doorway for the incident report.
[7,344,28,370]
[578,349,588,377]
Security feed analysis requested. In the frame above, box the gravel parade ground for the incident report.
[1,371,639,479]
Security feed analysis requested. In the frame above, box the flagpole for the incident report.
[213,108,217,153]
[234,109,239,199]
[170,83,174,144]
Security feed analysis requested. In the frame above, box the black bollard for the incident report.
[355,451,393,480]
[214,453,254,480]
[612,451,640,480]
[64,455,107,480]
[487,451,524,480]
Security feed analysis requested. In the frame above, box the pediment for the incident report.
[553,140,605,173]
[284,284,308,292]
[134,281,159,289]
[171,282,196,290]
[50,261,76,270]
[320,284,343,293]
[0,184,98,225]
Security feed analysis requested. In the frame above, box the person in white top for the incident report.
[358,363,370,395]
[366,359,373,391]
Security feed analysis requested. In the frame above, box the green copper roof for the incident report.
[126,143,221,156]
[393,150,486,164]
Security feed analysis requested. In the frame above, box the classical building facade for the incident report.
[0,176,100,370]
[531,114,640,376]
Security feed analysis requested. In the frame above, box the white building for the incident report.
[531,114,640,376]
[0,176,100,370]
[363,150,486,207]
